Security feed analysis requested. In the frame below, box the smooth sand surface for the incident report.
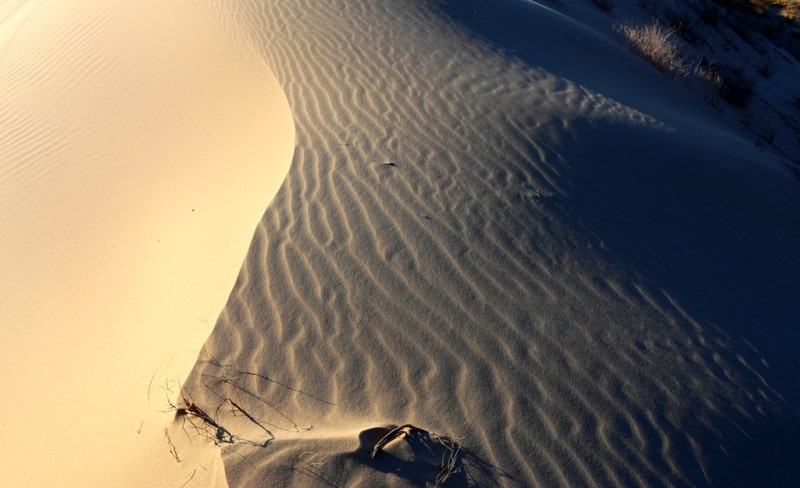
[0,0,292,486]
[180,0,800,486]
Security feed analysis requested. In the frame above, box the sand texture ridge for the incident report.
[0,0,293,486]
[177,0,800,487]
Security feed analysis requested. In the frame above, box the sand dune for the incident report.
[3,0,798,486]
[178,0,800,486]
[0,0,292,486]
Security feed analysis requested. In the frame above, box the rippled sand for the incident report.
[3,0,798,486]
[180,1,800,487]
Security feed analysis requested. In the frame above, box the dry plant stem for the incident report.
[165,428,180,463]
[199,351,335,405]
[370,424,419,460]
[218,398,275,446]
[220,378,304,432]
[166,385,236,445]
[370,424,463,486]
[167,379,277,449]
[200,374,311,433]
[296,449,327,468]
[431,434,463,487]
[179,399,234,443]
[198,353,326,431]
[178,469,197,488]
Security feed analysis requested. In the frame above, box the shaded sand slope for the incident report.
[0,0,293,486]
[183,0,800,486]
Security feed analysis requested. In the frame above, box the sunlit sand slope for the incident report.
[0,0,293,486]
[184,0,800,486]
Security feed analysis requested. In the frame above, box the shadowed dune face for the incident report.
[183,0,800,486]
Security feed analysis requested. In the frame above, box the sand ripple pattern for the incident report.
[185,0,800,486]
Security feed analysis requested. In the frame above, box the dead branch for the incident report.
[165,428,180,462]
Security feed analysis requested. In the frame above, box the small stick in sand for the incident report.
[165,428,180,462]
[178,469,197,488]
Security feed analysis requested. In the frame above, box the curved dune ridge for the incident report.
[0,0,293,486]
[179,0,800,487]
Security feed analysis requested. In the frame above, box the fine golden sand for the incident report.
[1,0,292,486]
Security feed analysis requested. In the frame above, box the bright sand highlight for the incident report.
[0,0,293,486]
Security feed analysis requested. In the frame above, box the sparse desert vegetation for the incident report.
[616,19,759,107]
[600,0,800,161]
[616,21,692,77]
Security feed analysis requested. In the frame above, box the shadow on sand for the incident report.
[352,425,515,487]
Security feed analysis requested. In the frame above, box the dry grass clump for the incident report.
[616,21,691,77]
[693,57,725,88]
[737,0,799,20]
[781,0,800,20]
[617,19,758,108]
